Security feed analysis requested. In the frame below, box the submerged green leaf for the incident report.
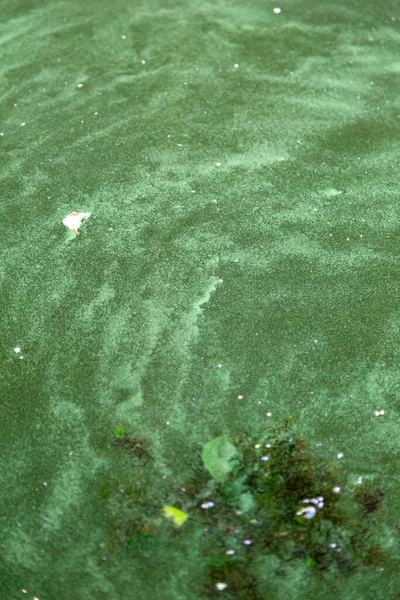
[202,436,240,483]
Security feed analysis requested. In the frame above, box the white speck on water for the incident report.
[333,486,341,493]
[296,506,317,519]
[337,452,344,459]
[14,347,21,354]
[216,162,221,166]
[201,501,215,509]
[191,188,195,192]
[266,412,272,417]
[21,590,27,594]
[94,112,99,115]
[265,443,271,448]
[141,60,146,65]
[243,539,252,545]
[43,482,48,486]
[184,81,188,85]
[357,477,363,484]
[21,122,26,126]
[77,83,83,88]
[273,7,282,14]
[330,543,337,548]
[218,364,222,368]
[215,582,228,591]
[261,455,269,461]
[219,278,223,283]
[0,132,3,136]
[226,549,235,555]
[166,421,170,425]
[314,339,318,343]
[237,395,243,399]
[375,409,385,416]
[254,443,261,448]
[121,35,127,40]
[233,63,239,68]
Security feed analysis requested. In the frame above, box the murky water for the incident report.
[1,1,400,598]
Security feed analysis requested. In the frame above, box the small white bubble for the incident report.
[261,455,269,461]
[141,60,146,65]
[43,482,48,486]
[357,477,363,484]
[77,83,83,88]
[218,363,222,368]
[330,542,337,548]
[166,421,170,425]
[237,395,243,399]
[266,412,272,417]
[215,582,228,591]
[216,162,221,166]
[14,347,21,354]
[333,486,341,493]
[201,501,215,509]
[233,63,239,68]
[254,443,261,448]
[273,7,282,14]
[121,35,127,40]
[337,452,344,459]
[243,539,252,545]
[226,549,235,555]
[314,339,318,343]
[21,122,26,126]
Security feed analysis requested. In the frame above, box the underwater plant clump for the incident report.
[99,421,389,598]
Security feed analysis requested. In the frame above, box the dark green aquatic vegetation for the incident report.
[354,485,385,518]
[99,420,391,597]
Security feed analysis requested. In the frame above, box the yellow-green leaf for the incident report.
[162,506,188,527]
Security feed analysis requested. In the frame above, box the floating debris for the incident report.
[215,582,228,591]
[63,211,91,236]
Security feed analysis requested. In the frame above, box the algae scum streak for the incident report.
[0,0,399,599]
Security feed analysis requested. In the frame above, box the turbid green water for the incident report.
[1,0,400,598]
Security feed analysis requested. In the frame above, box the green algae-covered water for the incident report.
[1,0,400,598]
